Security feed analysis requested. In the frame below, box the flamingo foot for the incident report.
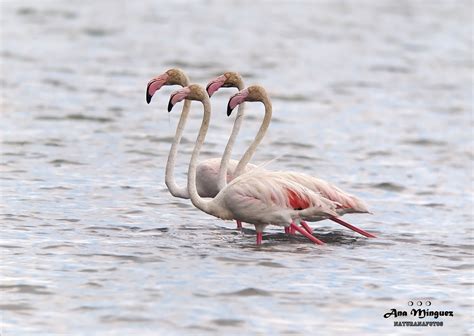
[256,232,263,245]
[236,220,242,230]
[330,217,376,238]
[290,222,324,245]
[300,220,313,234]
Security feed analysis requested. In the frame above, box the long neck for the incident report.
[233,95,272,177]
[165,99,191,198]
[187,98,218,215]
[217,83,245,191]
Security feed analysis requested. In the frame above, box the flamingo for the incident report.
[145,69,256,201]
[226,86,376,238]
[168,84,343,245]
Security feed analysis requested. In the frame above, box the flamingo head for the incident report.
[146,68,189,104]
[227,85,267,116]
[168,84,207,112]
[206,72,244,97]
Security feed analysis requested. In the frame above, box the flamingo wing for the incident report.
[277,172,370,214]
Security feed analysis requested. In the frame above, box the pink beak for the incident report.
[167,87,191,112]
[146,73,169,104]
[227,88,248,116]
[206,75,226,97]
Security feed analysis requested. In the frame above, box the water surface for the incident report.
[1,1,473,335]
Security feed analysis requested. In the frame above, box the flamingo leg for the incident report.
[236,220,242,230]
[284,227,290,234]
[290,222,325,245]
[300,220,313,234]
[289,225,296,235]
[256,232,263,245]
[330,217,376,238]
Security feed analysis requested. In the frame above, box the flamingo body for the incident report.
[196,158,256,197]
[209,171,339,227]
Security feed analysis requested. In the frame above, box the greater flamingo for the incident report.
[146,68,255,199]
[226,86,376,238]
[206,71,273,230]
[168,84,342,245]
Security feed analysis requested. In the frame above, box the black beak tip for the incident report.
[167,100,174,112]
[226,104,233,117]
[146,81,154,104]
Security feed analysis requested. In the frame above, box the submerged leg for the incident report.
[289,225,296,235]
[330,217,376,238]
[290,222,325,245]
[236,220,242,230]
[255,224,265,245]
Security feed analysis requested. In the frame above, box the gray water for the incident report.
[1,1,473,335]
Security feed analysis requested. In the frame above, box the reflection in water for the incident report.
[1,0,473,335]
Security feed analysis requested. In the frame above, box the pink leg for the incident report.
[330,217,376,238]
[300,220,313,234]
[289,225,296,235]
[256,232,263,245]
[290,222,325,245]
[236,220,242,230]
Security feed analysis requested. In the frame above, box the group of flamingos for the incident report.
[146,69,375,245]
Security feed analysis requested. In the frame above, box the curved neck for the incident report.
[165,99,191,198]
[187,98,218,215]
[217,83,245,191]
[233,95,272,177]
